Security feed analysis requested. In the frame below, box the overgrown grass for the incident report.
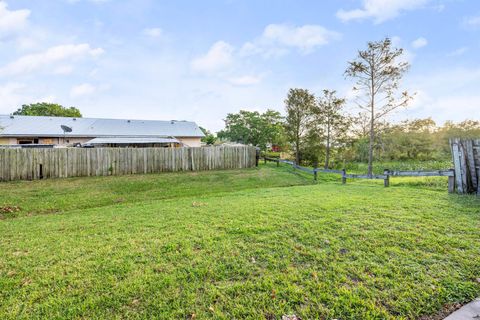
[0,163,479,319]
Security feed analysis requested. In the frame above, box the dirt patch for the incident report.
[419,303,463,320]
[0,205,21,214]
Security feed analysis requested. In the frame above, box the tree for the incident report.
[13,103,82,117]
[345,38,413,176]
[199,127,217,145]
[284,88,316,164]
[312,90,350,169]
[217,109,284,150]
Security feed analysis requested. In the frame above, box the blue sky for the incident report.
[0,0,479,131]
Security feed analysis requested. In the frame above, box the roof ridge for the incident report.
[0,114,193,123]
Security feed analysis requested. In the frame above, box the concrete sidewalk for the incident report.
[444,299,480,319]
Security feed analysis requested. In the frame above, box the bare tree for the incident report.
[345,38,413,176]
[285,88,316,165]
[312,90,350,169]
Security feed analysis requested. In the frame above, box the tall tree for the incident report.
[13,103,82,117]
[312,90,350,169]
[217,109,284,150]
[345,38,413,176]
[284,88,316,164]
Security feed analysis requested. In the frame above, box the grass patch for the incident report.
[0,163,479,319]
[0,165,311,219]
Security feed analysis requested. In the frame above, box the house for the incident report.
[0,115,205,147]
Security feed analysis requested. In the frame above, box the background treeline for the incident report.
[215,38,480,170]
[216,106,480,167]
[346,118,480,163]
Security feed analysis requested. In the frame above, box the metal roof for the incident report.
[0,115,205,138]
[85,137,180,145]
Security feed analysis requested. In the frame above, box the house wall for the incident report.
[0,137,16,145]
[177,137,202,147]
[0,136,202,147]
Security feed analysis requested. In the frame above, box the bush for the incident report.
[262,151,281,159]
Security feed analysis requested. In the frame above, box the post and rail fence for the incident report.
[263,156,456,193]
[263,137,480,195]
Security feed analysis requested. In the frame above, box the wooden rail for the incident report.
[264,157,455,192]
[386,170,454,177]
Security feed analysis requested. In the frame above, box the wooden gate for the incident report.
[450,138,480,195]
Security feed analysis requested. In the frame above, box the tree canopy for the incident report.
[217,109,284,150]
[311,90,350,168]
[13,103,82,117]
[199,127,217,145]
[284,88,316,164]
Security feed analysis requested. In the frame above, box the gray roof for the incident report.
[0,115,204,138]
[85,137,180,145]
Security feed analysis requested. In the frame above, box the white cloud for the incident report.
[228,75,262,86]
[405,67,480,123]
[0,1,30,39]
[337,0,430,24]
[53,65,74,75]
[241,24,340,57]
[411,37,427,49]
[447,47,468,57]
[70,83,96,97]
[143,27,162,38]
[0,82,25,110]
[463,15,480,28]
[0,43,104,76]
[190,41,234,74]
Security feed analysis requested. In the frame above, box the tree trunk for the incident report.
[324,122,330,169]
[295,135,300,165]
[368,117,374,176]
[368,76,375,177]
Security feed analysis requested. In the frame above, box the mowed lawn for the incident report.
[0,164,479,319]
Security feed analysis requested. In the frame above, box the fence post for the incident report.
[276,159,279,167]
[341,169,346,184]
[384,169,390,187]
[448,169,455,193]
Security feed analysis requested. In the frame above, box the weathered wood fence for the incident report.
[0,146,257,181]
[451,138,480,195]
[264,157,455,192]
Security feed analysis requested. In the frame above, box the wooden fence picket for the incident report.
[0,146,257,182]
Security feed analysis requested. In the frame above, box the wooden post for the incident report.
[276,159,279,167]
[384,169,390,187]
[451,139,464,194]
[448,169,455,193]
[448,176,455,193]
[341,169,346,184]
[314,169,317,181]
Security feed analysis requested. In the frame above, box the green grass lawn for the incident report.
[1,163,479,319]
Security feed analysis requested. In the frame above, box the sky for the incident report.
[0,0,479,131]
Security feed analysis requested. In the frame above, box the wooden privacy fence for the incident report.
[264,157,455,192]
[0,146,257,181]
[450,138,480,195]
